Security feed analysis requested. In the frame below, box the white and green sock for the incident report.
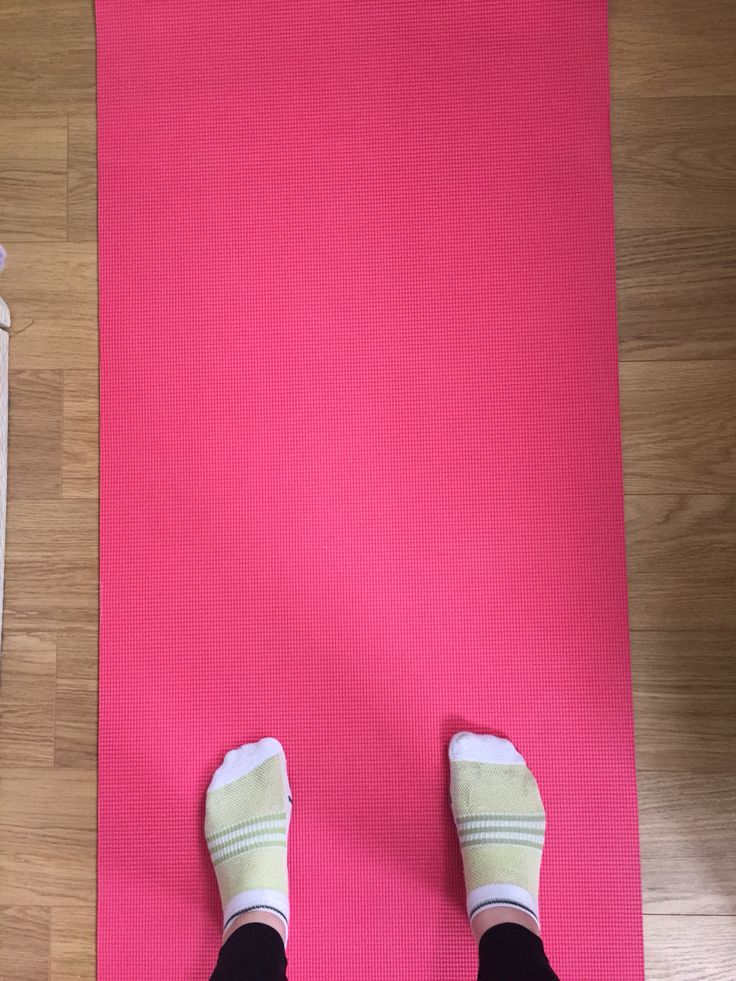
[449,731,546,928]
[205,737,292,937]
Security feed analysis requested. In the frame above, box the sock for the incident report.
[449,731,546,928]
[205,738,292,937]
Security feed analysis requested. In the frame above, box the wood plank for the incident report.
[57,630,97,693]
[620,362,736,494]
[3,501,98,631]
[644,915,736,980]
[612,97,736,230]
[50,907,95,981]
[55,690,96,768]
[632,632,736,772]
[68,115,97,244]
[0,244,97,370]
[639,772,736,914]
[609,0,736,97]
[0,906,50,981]
[62,370,98,499]
[0,117,67,242]
[7,370,63,500]
[0,633,56,767]
[0,1,95,116]
[625,495,736,630]
[0,769,96,906]
[55,631,97,767]
[616,227,736,362]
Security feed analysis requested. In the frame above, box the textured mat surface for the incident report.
[96,2,644,978]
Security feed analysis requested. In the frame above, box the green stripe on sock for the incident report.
[461,836,544,850]
[456,813,544,825]
[210,830,287,859]
[206,811,287,844]
[459,823,545,836]
[212,838,288,867]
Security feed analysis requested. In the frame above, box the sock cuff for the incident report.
[467,883,540,928]
[223,889,290,940]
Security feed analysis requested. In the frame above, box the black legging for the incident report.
[210,921,560,980]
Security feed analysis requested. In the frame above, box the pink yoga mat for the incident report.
[96,2,643,978]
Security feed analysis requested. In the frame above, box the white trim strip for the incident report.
[223,888,290,940]
[461,831,545,845]
[460,818,545,830]
[467,883,539,927]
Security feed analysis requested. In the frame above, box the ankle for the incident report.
[223,910,287,945]
[471,906,540,944]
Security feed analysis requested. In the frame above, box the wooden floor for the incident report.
[0,1,734,978]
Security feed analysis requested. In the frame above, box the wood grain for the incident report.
[0,244,98,371]
[632,632,736,773]
[67,115,97,244]
[57,630,97,693]
[639,772,736,915]
[625,495,736,630]
[0,118,67,242]
[616,227,736,362]
[612,97,736,231]
[55,633,98,768]
[50,907,95,981]
[0,769,96,906]
[0,633,56,767]
[0,1,95,116]
[3,501,98,632]
[609,0,736,97]
[7,370,63,500]
[643,915,736,980]
[62,370,98,499]
[620,362,736,494]
[0,906,50,981]
[55,690,97,768]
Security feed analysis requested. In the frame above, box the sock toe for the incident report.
[449,731,526,765]
[209,737,287,793]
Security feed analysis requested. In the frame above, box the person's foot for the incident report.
[449,732,546,941]
[205,738,292,941]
